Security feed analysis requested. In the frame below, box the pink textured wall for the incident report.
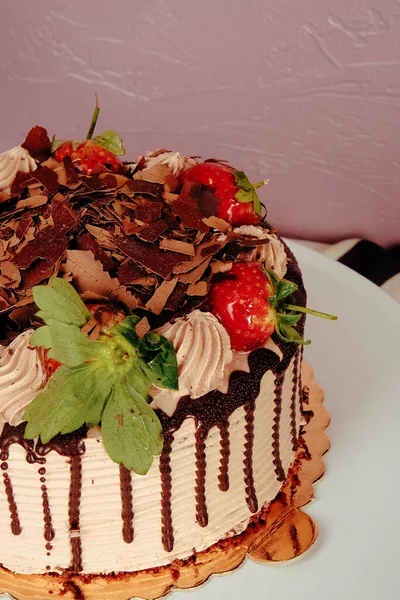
[1,0,399,245]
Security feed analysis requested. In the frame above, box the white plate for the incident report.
[1,241,400,600]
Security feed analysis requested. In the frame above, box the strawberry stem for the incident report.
[253,179,269,189]
[283,304,338,320]
[86,93,100,140]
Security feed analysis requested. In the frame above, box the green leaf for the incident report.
[101,379,162,475]
[24,363,113,443]
[112,316,179,391]
[51,137,65,153]
[33,277,91,327]
[30,321,108,367]
[276,313,302,326]
[233,171,262,217]
[93,130,126,156]
[276,324,311,345]
[275,280,298,300]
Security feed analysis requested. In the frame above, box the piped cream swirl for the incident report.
[0,330,45,432]
[150,311,232,416]
[0,146,37,194]
[144,151,197,175]
[234,225,288,279]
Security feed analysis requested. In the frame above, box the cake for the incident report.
[0,109,333,593]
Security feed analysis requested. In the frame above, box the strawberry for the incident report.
[209,263,337,351]
[181,162,268,226]
[52,97,125,175]
[43,349,61,379]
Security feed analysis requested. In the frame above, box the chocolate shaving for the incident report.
[118,260,147,285]
[202,216,231,233]
[62,156,80,186]
[159,239,195,256]
[128,180,163,197]
[13,227,68,270]
[76,233,117,271]
[186,281,209,296]
[135,202,163,223]
[10,172,32,196]
[116,236,186,278]
[145,279,178,315]
[9,303,37,328]
[61,250,138,310]
[16,195,48,211]
[29,167,59,195]
[178,257,211,284]
[134,317,151,338]
[171,198,209,233]
[80,316,98,335]
[163,282,187,311]
[85,224,115,248]
[0,261,21,289]
[137,220,168,243]
[21,260,55,289]
[21,126,51,162]
[195,188,219,218]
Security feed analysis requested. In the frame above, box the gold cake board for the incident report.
[0,362,330,600]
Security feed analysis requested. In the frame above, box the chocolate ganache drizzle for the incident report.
[0,244,306,572]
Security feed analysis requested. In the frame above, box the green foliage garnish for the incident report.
[234,171,265,217]
[265,268,338,345]
[24,277,178,474]
[92,131,125,156]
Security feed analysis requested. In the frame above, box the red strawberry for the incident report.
[209,263,338,351]
[43,349,61,379]
[181,162,268,226]
[209,263,275,351]
[52,97,125,175]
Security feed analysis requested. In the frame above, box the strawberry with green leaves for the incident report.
[181,162,268,226]
[209,262,337,351]
[52,97,125,175]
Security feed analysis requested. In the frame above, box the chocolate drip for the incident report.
[290,350,300,451]
[0,423,45,464]
[272,371,286,482]
[0,423,86,463]
[68,455,83,574]
[194,426,208,528]
[160,431,174,552]
[119,464,134,544]
[2,468,21,535]
[39,467,55,542]
[243,401,258,513]
[218,422,230,492]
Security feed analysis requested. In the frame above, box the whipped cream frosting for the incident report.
[144,151,197,175]
[0,146,37,194]
[151,310,233,416]
[0,331,45,433]
[234,225,288,278]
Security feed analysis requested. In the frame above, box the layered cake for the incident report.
[0,110,332,589]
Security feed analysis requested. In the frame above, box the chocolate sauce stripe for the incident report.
[194,426,208,528]
[218,422,230,492]
[119,464,134,544]
[243,401,258,514]
[290,350,300,451]
[160,431,174,552]
[1,466,22,536]
[68,455,83,573]
[271,371,286,482]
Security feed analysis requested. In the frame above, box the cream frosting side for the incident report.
[233,225,288,278]
[151,311,233,416]
[0,146,37,194]
[0,355,300,575]
[0,331,45,433]
[144,151,197,175]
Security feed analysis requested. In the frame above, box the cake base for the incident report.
[0,362,330,600]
